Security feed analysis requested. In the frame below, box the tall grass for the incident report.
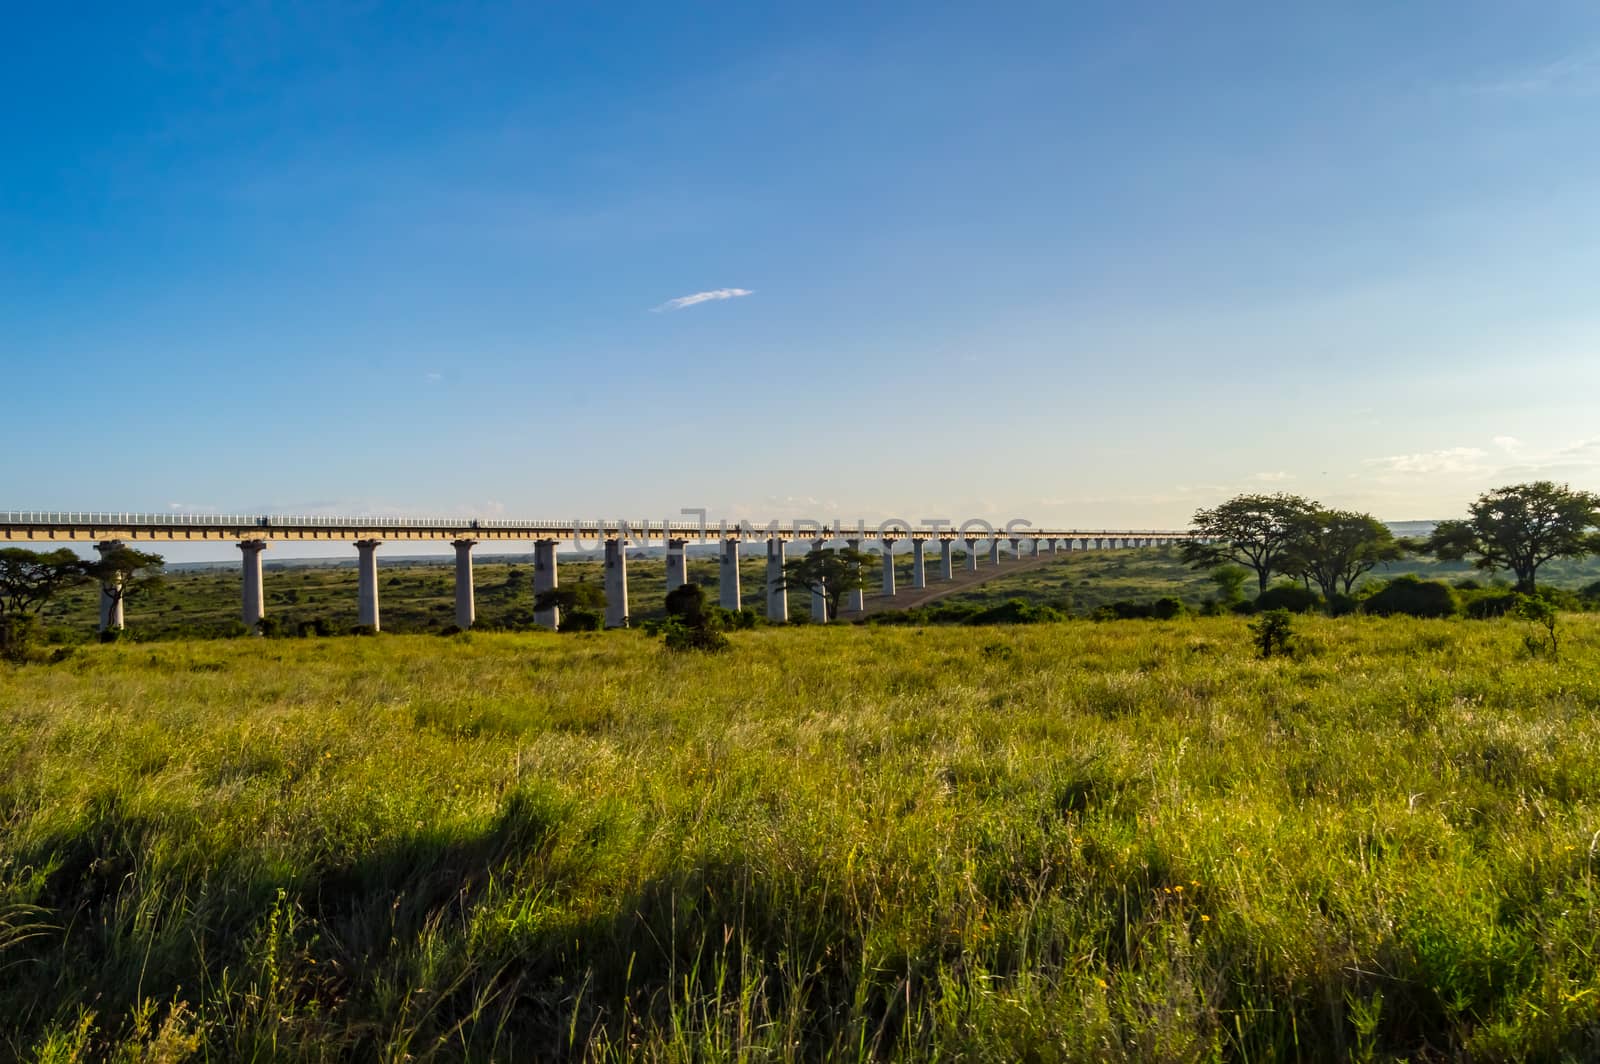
[2,617,1598,1060]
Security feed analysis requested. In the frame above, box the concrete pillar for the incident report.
[1030,538,1041,559]
[964,539,979,572]
[766,538,788,622]
[95,540,125,632]
[719,538,741,611]
[881,543,896,596]
[939,539,954,581]
[356,539,381,630]
[665,538,689,593]
[452,539,476,629]
[845,539,865,613]
[809,540,829,623]
[989,539,1002,565]
[1010,538,1022,561]
[910,539,927,589]
[604,537,629,628]
[240,540,267,631]
[1048,538,1059,557]
[534,540,560,630]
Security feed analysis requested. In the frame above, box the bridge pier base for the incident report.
[534,540,559,629]
[240,540,267,632]
[604,538,629,628]
[719,538,741,611]
[845,539,865,612]
[666,538,688,593]
[766,538,788,622]
[452,539,476,629]
[356,539,381,630]
[95,540,125,633]
[810,540,829,623]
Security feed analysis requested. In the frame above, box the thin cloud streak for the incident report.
[652,288,753,312]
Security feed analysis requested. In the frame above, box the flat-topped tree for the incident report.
[0,547,92,656]
[1284,509,1404,599]
[1181,493,1319,595]
[1426,481,1600,593]
[85,544,165,627]
[780,545,875,620]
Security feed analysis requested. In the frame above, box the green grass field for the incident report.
[4,616,1600,1060]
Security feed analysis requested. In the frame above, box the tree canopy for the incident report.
[1181,494,1320,594]
[780,546,875,621]
[1283,509,1404,599]
[85,545,166,608]
[1425,481,1600,592]
[0,548,91,617]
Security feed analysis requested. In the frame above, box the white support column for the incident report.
[534,540,560,630]
[719,538,742,611]
[964,538,980,572]
[239,540,267,631]
[604,537,629,628]
[910,538,928,589]
[989,539,1002,565]
[1030,538,1041,559]
[452,539,476,629]
[809,540,829,623]
[356,539,381,630]
[766,538,788,622]
[939,539,954,581]
[665,538,689,592]
[845,539,865,612]
[96,539,125,633]
[881,542,897,596]
[1048,538,1059,557]
[1009,537,1022,561]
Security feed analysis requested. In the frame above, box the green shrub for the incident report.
[1254,584,1322,614]
[1362,576,1458,618]
[1463,591,1521,620]
[662,622,730,653]
[1151,596,1186,620]
[561,609,603,633]
[1249,609,1295,658]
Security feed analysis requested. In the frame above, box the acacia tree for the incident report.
[780,546,875,621]
[84,544,165,624]
[1284,509,1404,599]
[1181,493,1319,594]
[1426,481,1600,592]
[0,548,91,656]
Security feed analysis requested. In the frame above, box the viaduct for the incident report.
[1,512,1206,633]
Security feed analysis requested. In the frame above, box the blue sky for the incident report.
[5,1,1600,558]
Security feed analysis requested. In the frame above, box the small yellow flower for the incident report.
[1096,978,1108,989]
[1200,914,1210,923]
[1174,885,1184,893]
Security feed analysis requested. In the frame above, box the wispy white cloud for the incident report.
[1251,471,1293,482]
[1364,447,1488,476]
[424,372,442,383]
[653,288,753,312]
[1462,52,1600,97]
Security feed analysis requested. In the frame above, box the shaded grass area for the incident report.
[3,618,1600,1059]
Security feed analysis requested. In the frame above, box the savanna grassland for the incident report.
[33,544,1600,642]
[4,616,1600,1061]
